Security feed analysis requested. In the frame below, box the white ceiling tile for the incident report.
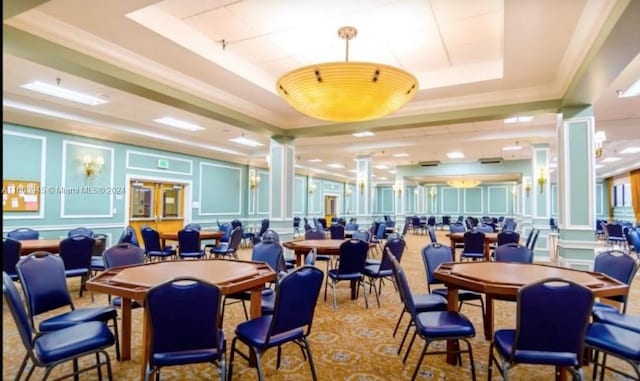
[448,39,502,66]
[185,7,257,42]
[439,12,502,48]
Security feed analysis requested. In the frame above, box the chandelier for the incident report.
[446,180,481,189]
[276,26,418,122]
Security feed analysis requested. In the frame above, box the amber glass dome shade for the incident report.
[276,27,418,123]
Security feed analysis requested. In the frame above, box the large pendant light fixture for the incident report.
[276,26,418,123]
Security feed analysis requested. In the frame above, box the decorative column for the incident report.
[530,143,551,260]
[557,107,599,269]
[355,155,372,224]
[269,137,295,241]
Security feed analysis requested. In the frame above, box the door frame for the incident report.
[124,174,192,227]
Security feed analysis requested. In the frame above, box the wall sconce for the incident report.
[392,183,402,196]
[524,179,531,198]
[594,130,606,158]
[308,178,317,194]
[345,186,352,197]
[248,171,260,190]
[511,185,517,197]
[358,179,365,194]
[537,168,547,193]
[429,187,437,200]
[82,155,104,178]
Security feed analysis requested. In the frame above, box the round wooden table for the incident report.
[86,259,276,369]
[18,239,62,255]
[159,230,224,247]
[446,232,498,260]
[283,239,345,266]
[434,261,629,377]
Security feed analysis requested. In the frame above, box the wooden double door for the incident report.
[128,180,186,243]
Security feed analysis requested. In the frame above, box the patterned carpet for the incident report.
[3,230,638,380]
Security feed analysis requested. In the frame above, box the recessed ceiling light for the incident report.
[308,159,323,162]
[601,157,622,163]
[504,116,533,124]
[353,131,375,137]
[620,147,640,154]
[378,177,388,180]
[347,169,357,173]
[502,145,523,151]
[327,163,344,168]
[229,136,263,147]
[392,153,409,157]
[154,117,204,131]
[446,151,465,159]
[549,163,557,168]
[595,164,605,169]
[617,79,640,98]
[374,165,389,169]
[388,170,396,174]
[21,81,108,106]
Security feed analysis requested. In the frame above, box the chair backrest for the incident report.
[262,229,280,243]
[462,230,485,253]
[177,227,201,254]
[184,223,201,231]
[103,243,146,269]
[526,229,540,250]
[336,239,369,275]
[442,216,451,225]
[293,217,301,228]
[59,235,95,271]
[351,229,370,243]
[421,243,453,286]
[375,222,386,239]
[3,237,22,278]
[427,216,436,227]
[252,241,286,273]
[512,278,593,362]
[145,277,224,358]
[329,224,345,239]
[497,230,521,246]
[494,243,534,264]
[379,238,407,273]
[230,219,243,229]
[476,224,493,233]
[304,248,317,266]
[228,226,244,252]
[305,229,325,240]
[627,228,640,252]
[259,218,270,236]
[606,223,624,238]
[427,225,437,243]
[216,223,232,243]
[141,226,163,252]
[549,217,558,231]
[388,252,417,320]
[267,266,323,341]
[317,218,327,229]
[345,223,359,231]
[16,252,74,327]
[593,250,638,308]
[450,223,466,233]
[7,227,39,241]
[3,271,37,353]
[67,227,95,238]
[502,218,517,232]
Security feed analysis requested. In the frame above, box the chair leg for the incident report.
[393,308,405,337]
[302,336,318,381]
[410,340,432,381]
[111,316,121,361]
[228,337,238,381]
[254,351,265,381]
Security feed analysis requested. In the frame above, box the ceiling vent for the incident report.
[479,157,503,164]
[418,161,441,167]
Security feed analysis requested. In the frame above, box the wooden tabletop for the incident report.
[434,261,629,342]
[159,230,224,241]
[86,259,276,364]
[19,239,62,255]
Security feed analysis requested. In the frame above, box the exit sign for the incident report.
[157,159,169,169]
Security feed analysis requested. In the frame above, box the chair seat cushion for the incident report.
[363,264,392,277]
[493,329,579,366]
[315,255,331,261]
[91,257,105,270]
[592,301,620,313]
[413,293,447,312]
[39,306,118,332]
[210,243,229,253]
[592,310,640,333]
[235,316,303,349]
[64,268,89,277]
[179,250,204,258]
[327,269,362,281]
[111,297,143,309]
[585,323,640,361]
[415,311,475,338]
[432,288,483,301]
[365,258,380,266]
[34,321,115,364]
[151,331,225,366]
